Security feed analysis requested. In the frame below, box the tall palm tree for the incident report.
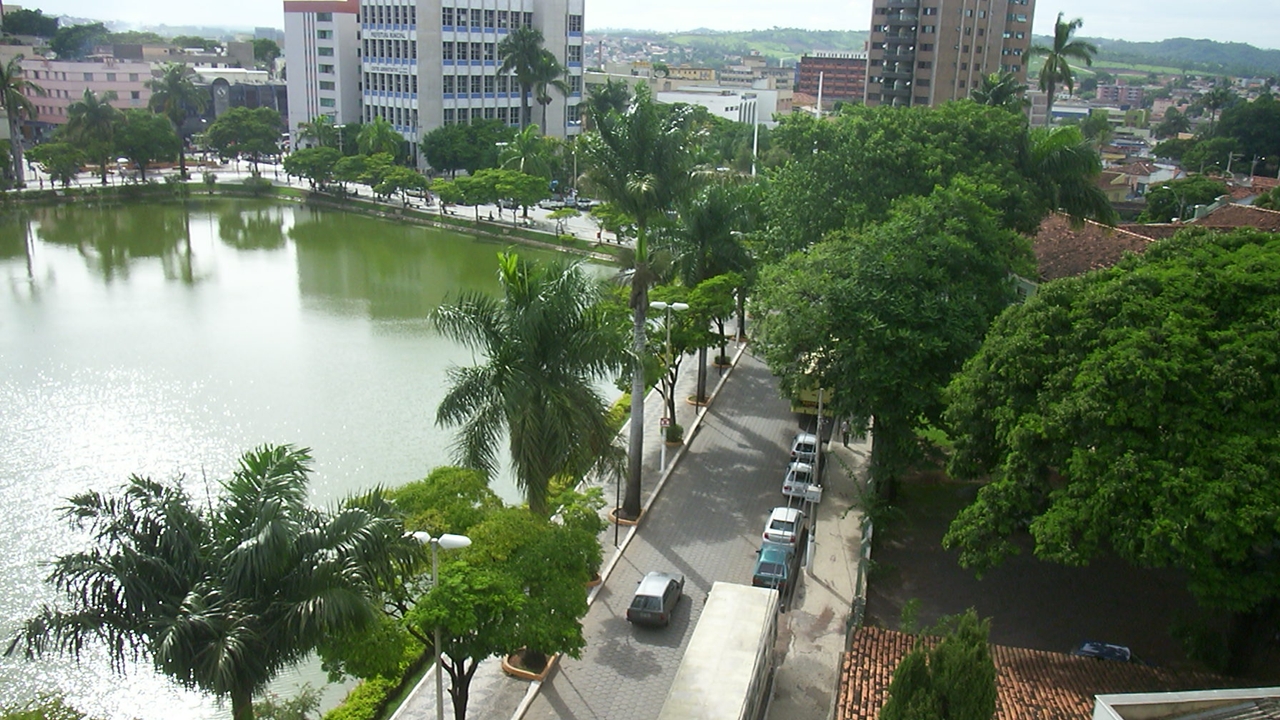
[497,26,545,131]
[297,114,340,149]
[582,78,631,131]
[434,254,628,516]
[1030,13,1098,126]
[65,88,121,185]
[8,444,412,720]
[580,82,697,520]
[498,123,553,178]
[531,49,569,136]
[1021,124,1117,225]
[1197,85,1235,133]
[357,116,403,157]
[0,55,45,186]
[146,62,207,179]
[970,71,1029,113]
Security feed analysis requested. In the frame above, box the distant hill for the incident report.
[1087,37,1280,77]
[593,28,867,66]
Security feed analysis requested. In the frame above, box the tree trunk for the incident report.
[9,116,24,186]
[1225,603,1277,676]
[736,290,747,340]
[231,687,254,720]
[1043,77,1056,127]
[623,292,646,519]
[870,414,903,502]
[695,346,708,402]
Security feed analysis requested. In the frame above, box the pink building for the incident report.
[1097,81,1143,106]
[21,57,154,133]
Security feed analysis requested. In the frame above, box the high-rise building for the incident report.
[285,0,585,166]
[284,0,364,140]
[864,0,1035,107]
[797,51,868,104]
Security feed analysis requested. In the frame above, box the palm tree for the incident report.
[1021,124,1117,225]
[1030,13,1098,126]
[580,82,697,520]
[531,49,569,136]
[357,116,403,157]
[65,88,121,185]
[434,254,628,516]
[146,62,207,179]
[297,114,340,149]
[498,123,553,178]
[0,55,45,186]
[582,78,631,131]
[497,26,545,131]
[970,71,1029,112]
[675,182,753,403]
[8,444,412,720]
[1196,85,1235,133]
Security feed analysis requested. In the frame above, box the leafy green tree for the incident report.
[65,89,121,185]
[331,153,368,192]
[421,123,469,176]
[357,116,404,159]
[688,273,740,367]
[2,9,59,37]
[497,26,546,130]
[147,63,207,179]
[1030,13,1098,126]
[1254,186,1280,211]
[881,610,997,720]
[1182,136,1240,174]
[7,445,413,720]
[421,120,512,176]
[375,165,429,205]
[50,23,110,61]
[252,39,281,66]
[1154,107,1192,139]
[26,142,84,187]
[547,206,580,236]
[490,168,550,218]
[1077,110,1113,146]
[115,109,180,182]
[1215,92,1280,173]
[943,228,1280,674]
[434,254,628,515]
[282,146,342,190]
[206,106,282,172]
[969,72,1029,112]
[1137,176,1228,222]
[754,180,1030,499]
[498,124,554,178]
[1194,85,1236,133]
[580,82,697,519]
[0,55,44,186]
[170,35,220,52]
[0,695,91,720]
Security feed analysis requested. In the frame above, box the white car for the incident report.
[782,461,816,498]
[789,432,819,465]
[537,198,565,210]
[763,506,807,548]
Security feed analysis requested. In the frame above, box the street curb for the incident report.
[511,339,753,720]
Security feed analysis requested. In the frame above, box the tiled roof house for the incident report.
[1032,214,1154,282]
[836,627,1235,720]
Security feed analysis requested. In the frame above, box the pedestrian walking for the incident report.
[841,420,850,447]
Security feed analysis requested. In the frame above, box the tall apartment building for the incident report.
[284,0,364,138]
[864,0,1035,107]
[286,0,584,165]
[797,51,868,103]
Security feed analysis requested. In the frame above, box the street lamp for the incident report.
[410,531,473,720]
[649,300,689,472]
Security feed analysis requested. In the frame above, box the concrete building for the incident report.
[1097,81,1143,107]
[284,0,364,142]
[20,56,154,137]
[654,81,790,127]
[286,0,584,164]
[865,0,1036,107]
[797,51,868,103]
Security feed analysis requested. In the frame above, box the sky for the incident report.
[22,0,1280,50]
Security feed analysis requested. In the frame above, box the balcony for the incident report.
[884,0,919,7]
[882,83,912,97]
[886,14,918,24]
[881,67,912,80]
[883,32,916,42]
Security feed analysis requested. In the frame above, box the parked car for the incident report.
[537,198,565,210]
[1071,641,1137,663]
[626,571,685,627]
[574,197,602,210]
[752,543,795,593]
[782,461,817,499]
[763,506,807,548]
[498,197,519,210]
[789,432,819,465]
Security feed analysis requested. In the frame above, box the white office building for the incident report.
[286,0,585,166]
[284,0,364,143]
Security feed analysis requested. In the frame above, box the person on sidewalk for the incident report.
[841,420,850,447]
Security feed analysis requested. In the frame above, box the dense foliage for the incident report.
[881,611,997,720]
[1137,176,1228,222]
[944,228,1280,671]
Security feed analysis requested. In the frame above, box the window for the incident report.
[411,76,418,93]
[917,60,932,69]
[568,14,583,32]
[567,45,582,63]
[484,107,495,119]
[922,6,937,14]
[978,10,986,18]
[567,105,580,124]
[965,8,973,16]
[320,97,336,107]
[409,6,416,25]
[320,80,335,90]
[470,9,481,27]
[498,106,510,123]
[318,29,333,39]
[1007,13,1027,22]
[875,6,887,13]
[444,108,456,124]
[84,72,94,81]
[497,10,509,29]
[917,79,930,87]
[497,75,509,93]
[316,11,332,21]
[130,90,140,100]
[471,42,482,62]
[318,46,334,56]
[442,8,454,26]
[484,9,495,27]
[921,43,934,51]
[319,64,334,74]
[870,58,883,66]
[484,43,495,62]
[484,75,494,93]
[921,25,935,33]
[443,76,455,94]
[523,12,533,27]
[470,75,482,94]
[106,73,116,81]
[570,75,582,94]
[442,42,454,61]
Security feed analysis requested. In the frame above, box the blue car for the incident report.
[752,543,794,593]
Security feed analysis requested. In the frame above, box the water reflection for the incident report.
[32,203,194,284]
[219,206,286,251]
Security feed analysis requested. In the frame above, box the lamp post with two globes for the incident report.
[410,531,472,720]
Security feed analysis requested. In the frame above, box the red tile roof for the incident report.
[836,627,1233,720]
[1252,175,1279,192]
[1196,203,1280,231]
[1110,161,1159,177]
[1033,214,1154,281]
[1118,223,1185,240]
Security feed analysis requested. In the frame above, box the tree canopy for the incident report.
[206,107,282,170]
[2,9,59,37]
[114,109,180,182]
[1137,176,1228,223]
[943,228,1280,670]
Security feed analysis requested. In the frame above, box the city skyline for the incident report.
[20,0,1280,51]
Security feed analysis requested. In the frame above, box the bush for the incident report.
[664,422,683,443]
[321,677,397,720]
[606,393,630,434]
[202,171,218,189]
[242,175,275,196]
